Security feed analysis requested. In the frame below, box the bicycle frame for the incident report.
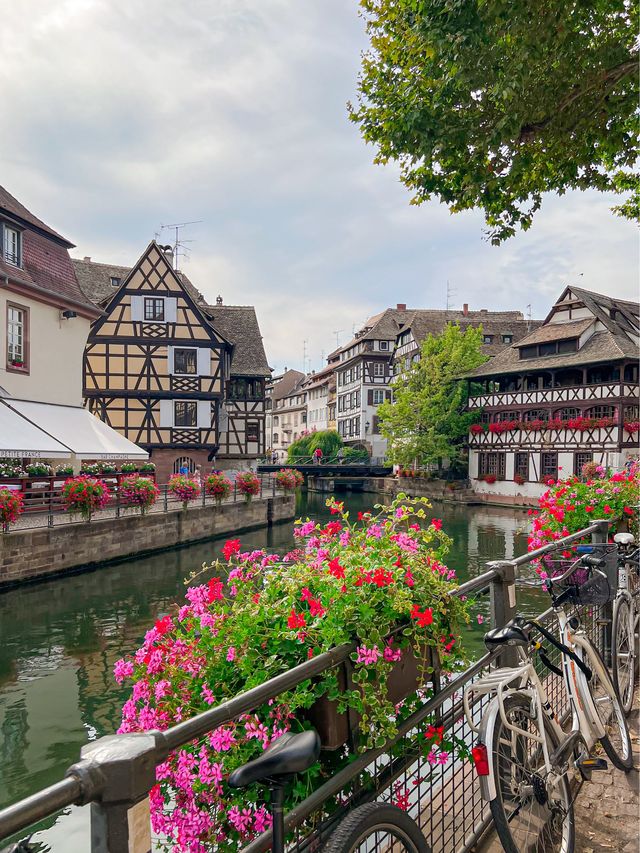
[465,604,607,802]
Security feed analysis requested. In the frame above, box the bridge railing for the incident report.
[0,521,610,853]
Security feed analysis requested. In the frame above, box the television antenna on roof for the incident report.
[333,330,343,348]
[445,280,455,312]
[159,220,203,269]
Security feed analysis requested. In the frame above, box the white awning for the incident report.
[1,399,148,460]
[0,403,71,458]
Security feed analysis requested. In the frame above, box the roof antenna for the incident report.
[526,303,532,332]
[445,280,455,312]
[333,329,343,348]
[159,220,203,269]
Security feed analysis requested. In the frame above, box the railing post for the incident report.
[487,560,518,666]
[73,733,158,853]
[591,518,612,660]
[163,486,168,512]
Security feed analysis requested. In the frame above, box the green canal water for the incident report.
[0,492,540,851]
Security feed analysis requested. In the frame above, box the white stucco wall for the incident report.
[0,292,90,406]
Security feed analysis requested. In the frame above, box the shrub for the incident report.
[288,430,343,462]
[342,447,369,463]
[0,489,23,530]
[61,475,111,521]
[119,476,160,515]
[274,469,304,491]
[205,473,232,504]
[235,471,261,502]
[168,474,201,509]
[115,496,470,850]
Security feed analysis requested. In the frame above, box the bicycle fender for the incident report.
[476,695,502,802]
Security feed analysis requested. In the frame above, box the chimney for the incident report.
[83,256,91,262]
[480,309,488,314]
[160,244,174,268]
[462,303,468,316]
[396,303,407,311]
[216,295,223,305]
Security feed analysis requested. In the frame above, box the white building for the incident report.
[464,286,640,504]
[266,369,306,462]
[302,365,334,433]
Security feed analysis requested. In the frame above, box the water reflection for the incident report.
[0,492,533,850]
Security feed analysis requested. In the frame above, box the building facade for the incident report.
[0,186,100,406]
[302,365,333,433]
[464,286,640,502]
[77,242,269,481]
[266,369,306,462]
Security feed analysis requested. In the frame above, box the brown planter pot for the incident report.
[306,643,439,750]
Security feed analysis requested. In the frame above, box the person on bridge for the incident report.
[313,447,323,465]
[337,447,344,465]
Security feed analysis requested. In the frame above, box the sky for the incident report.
[1,0,637,374]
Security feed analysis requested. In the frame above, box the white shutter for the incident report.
[165,298,178,323]
[218,404,229,432]
[167,346,174,375]
[130,296,143,321]
[159,400,173,427]
[196,347,210,376]
[197,401,211,428]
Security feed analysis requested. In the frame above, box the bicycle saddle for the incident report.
[614,532,635,547]
[228,730,321,788]
[484,621,529,650]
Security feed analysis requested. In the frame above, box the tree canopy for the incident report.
[377,323,485,468]
[351,0,638,242]
[286,430,369,462]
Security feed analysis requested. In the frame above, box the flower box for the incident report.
[306,643,440,750]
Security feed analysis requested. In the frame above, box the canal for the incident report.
[0,492,536,851]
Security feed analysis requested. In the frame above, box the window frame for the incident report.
[173,347,198,376]
[514,452,529,480]
[144,297,165,322]
[6,301,29,374]
[379,340,389,351]
[372,389,385,405]
[540,451,558,480]
[110,276,121,288]
[372,362,385,377]
[479,452,506,479]
[2,223,21,267]
[574,451,593,476]
[246,421,260,443]
[174,400,198,428]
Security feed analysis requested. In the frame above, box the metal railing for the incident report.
[0,520,610,852]
[2,474,285,533]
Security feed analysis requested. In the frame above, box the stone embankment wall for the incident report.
[0,495,295,589]
[369,477,538,508]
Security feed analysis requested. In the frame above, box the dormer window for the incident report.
[502,334,513,344]
[483,334,494,344]
[144,297,165,321]
[379,340,389,351]
[3,224,21,267]
[110,276,121,287]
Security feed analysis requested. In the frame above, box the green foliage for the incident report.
[287,429,344,461]
[378,324,485,468]
[343,447,370,462]
[351,0,639,242]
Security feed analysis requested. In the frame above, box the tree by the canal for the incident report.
[378,324,485,469]
[351,0,638,243]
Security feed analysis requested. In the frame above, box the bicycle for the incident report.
[464,551,633,853]
[611,531,640,715]
[228,729,430,853]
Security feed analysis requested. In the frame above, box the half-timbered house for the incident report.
[76,242,269,481]
[464,286,640,503]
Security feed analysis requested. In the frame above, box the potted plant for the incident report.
[61,475,111,521]
[168,473,201,510]
[274,468,304,492]
[26,463,53,477]
[483,474,497,484]
[235,471,261,503]
[470,424,485,435]
[80,462,101,476]
[514,473,525,486]
[55,464,74,476]
[119,476,160,515]
[120,462,139,474]
[0,488,23,532]
[205,472,232,505]
[115,496,470,850]
[140,462,156,474]
[97,462,118,475]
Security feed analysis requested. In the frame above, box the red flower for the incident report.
[329,501,344,515]
[154,615,172,635]
[308,597,326,618]
[324,521,342,536]
[603,504,612,514]
[404,569,415,587]
[207,577,224,602]
[372,567,394,587]
[327,558,345,579]
[411,605,434,627]
[287,610,306,629]
[584,505,594,513]
[222,539,241,561]
[425,724,444,744]
[431,518,443,530]
[357,511,371,521]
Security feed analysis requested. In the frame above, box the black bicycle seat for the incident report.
[228,730,321,789]
[484,622,530,650]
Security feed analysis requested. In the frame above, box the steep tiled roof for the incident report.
[0,185,73,246]
[403,309,539,357]
[203,304,270,377]
[518,318,593,345]
[72,258,205,306]
[270,369,306,401]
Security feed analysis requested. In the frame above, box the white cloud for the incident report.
[0,0,636,372]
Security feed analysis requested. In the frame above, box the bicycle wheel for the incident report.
[489,693,574,853]
[323,803,431,853]
[579,641,633,771]
[612,594,636,715]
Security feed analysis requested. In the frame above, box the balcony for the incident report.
[468,422,631,448]
[468,382,638,410]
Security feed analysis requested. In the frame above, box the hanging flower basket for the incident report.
[205,472,232,505]
[274,468,304,491]
[0,488,23,531]
[119,476,160,515]
[168,474,201,510]
[235,471,261,502]
[61,475,110,521]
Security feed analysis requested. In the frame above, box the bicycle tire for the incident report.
[579,641,633,771]
[322,803,431,853]
[612,594,636,715]
[489,693,574,853]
